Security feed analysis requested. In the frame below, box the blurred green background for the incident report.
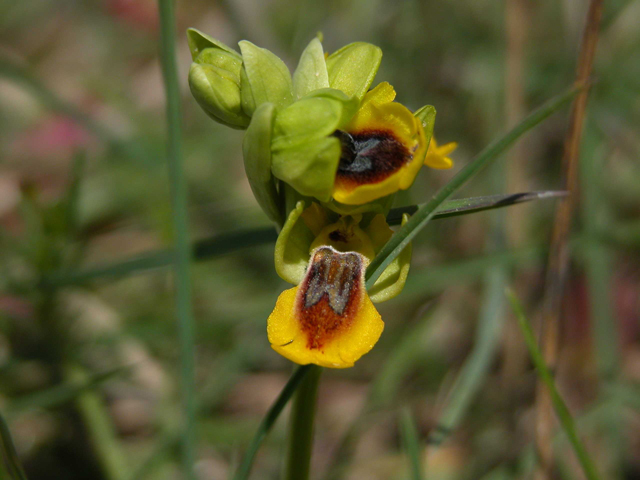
[0,0,639,479]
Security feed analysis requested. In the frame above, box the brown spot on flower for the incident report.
[296,247,364,350]
[333,129,413,187]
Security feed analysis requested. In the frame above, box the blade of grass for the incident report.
[536,1,603,475]
[157,0,197,477]
[400,407,424,480]
[64,364,128,480]
[7,366,129,414]
[386,191,567,225]
[365,84,582,289]
[43,227,277,286]
[506,289,602,480]
[232,365,313,480]
[0,409,28,480]
[0,59,147,164]
[44,192,560,287]
[428,266,507,447]
[323,305,437,480]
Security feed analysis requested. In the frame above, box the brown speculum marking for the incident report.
[296,247,364,350]
[333,129,412,187]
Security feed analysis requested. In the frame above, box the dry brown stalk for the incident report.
[535,0,604,478]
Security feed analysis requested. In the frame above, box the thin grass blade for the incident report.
[386,191,567,226]
[506,289,602,480]
[233,365,312,480]
[428,266,507,447]
[44,189,560,287]
[365,85,582,289]
[400,407,424,480]
[8,366,129,414]
[0,410,28,480]
[157,0,197,477]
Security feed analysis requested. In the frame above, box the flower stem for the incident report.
[284,365,322,480]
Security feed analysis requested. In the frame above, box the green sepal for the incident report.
[186,28,240,61]
[414,105,436,153]
[189,48,251,128]
[293,37,329,99]
[302,88,359,126]
[274,201,315,284]
[240,66,256,116]
[326,42,382,101]
[238,40,293,112]
[272,95,345,150]
[242,102,283,224]
[271,135,341,202]
[367,213,412,303]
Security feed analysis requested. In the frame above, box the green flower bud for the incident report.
[187,30,250,129]
[188,51,250,129]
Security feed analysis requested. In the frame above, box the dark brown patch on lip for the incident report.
[296,247,364,350]
[333,129,412,187]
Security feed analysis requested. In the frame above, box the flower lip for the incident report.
[297,246,364,350]
[333,128,413,188]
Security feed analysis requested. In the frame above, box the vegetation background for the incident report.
[0,0,638,479]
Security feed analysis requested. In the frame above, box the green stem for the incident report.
[157,0,197,478]
[284,366,322,480]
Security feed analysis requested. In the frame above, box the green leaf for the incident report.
[326,42,382,101]
[365,84,582,289]
[293,37,329,99]
[271,135,341,201]
[386,191,568,226]
[274,201,315,284]
[188,49,250,128]
[232,365,313,480]
[186,28,240,60]
[242,102,283,224]
[506,290,603,480]
[238,40,293,111]
[414,105,436,152]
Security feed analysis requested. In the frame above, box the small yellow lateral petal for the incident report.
[424,137,456,170]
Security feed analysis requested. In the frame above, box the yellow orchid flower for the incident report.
[267,246,383,368]
[332,82,428,205]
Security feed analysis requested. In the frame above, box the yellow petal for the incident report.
[424,137,456,170]
[267,247,383,368]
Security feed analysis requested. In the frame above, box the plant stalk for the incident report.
[284,365,322,480]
